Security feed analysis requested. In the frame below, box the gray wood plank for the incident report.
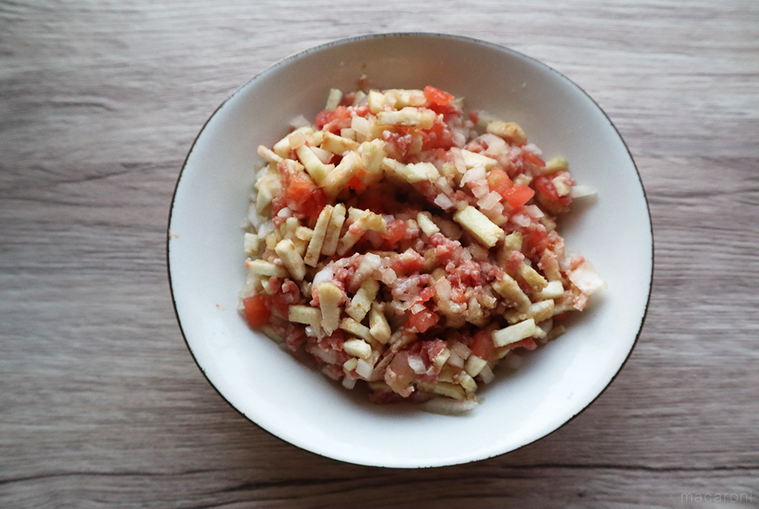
[1,0,758,507]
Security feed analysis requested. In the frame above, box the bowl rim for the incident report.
[166,31,654,468]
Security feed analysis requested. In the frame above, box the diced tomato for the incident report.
[285,174,313,203]
[405,307,439,333]
[503,184,535,208]
[535,175,571,207]
[421,119,454,151]
[423,85,454,106]
[300,188,327,220]
[392,250,425,273]
[381,219,407,245]
[487,168,514,197]
[314,105,351,132]
[469,329,495,361]
[511,337,537,351]
[469,110,480,124]
[347,168,368,192]
[242,295,271,327]
[505,250,525,274]
[487,168,535,208]
[523,224,548,255]
[418,287,435,304]
[522,151,546,168]
[314,110,332,129]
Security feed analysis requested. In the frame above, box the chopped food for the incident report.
[238,82,604,410]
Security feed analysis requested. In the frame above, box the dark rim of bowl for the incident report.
[166,31,654,469]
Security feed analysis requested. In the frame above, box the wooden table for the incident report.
[2,1,757,507]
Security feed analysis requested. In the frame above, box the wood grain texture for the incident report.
[1,0,758,507]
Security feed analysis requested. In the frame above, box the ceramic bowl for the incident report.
[168,33,652,468]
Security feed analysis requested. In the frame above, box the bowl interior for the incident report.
[168,33,652,468]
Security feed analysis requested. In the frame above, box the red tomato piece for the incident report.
[421,119,454,151]
[405,307,439,333]
[487,167,514,197]
[314,110,332,129]
[535,175,571,207]
[242,295,271,327]
[286,175,313,203]
[511,337,538,351]
[523,151,546,167]
[423,85,454,106]
[381,219,406,245]
[469,329,495,361]
[301,188,327,220]
[503,184,535,208]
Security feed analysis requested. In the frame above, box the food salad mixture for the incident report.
[238,82,605,413]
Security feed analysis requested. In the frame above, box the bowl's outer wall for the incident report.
[168,33,652,468]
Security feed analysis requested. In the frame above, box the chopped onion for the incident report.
[569,261,607,295]
[364,252,381,269]
[433,194,453,209]
[407,354,427,374]
[247,204,264,230]
[312,265,333,286]
[523,143,542,155]
[511,212,531,227]
[461,165,486,185]
[448,351,464,368]
[312,347,337,365]
[410,302,426,314]
[289,115,310,129]
[451,341,471,360]
[478,191,502,211]
[523,205,544,219]
[277,207,292,218]
[342,376,357,390]
[571,184,597,199]
[479,365,495,384]
[351,115,370,137]
[355,359,373,379]
[380,267,397,285]
[310,146,333,164]
[257,220,275,237]
[422,397,478,415]
[436,176,454,195]
[471,182,489,198]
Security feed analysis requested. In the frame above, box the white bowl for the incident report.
[168,33,652,468]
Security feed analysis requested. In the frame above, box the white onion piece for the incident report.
[478,191,502,211]
[355,359,373,379]
[451,341,471,360]
[289,115,310,129]
[312,265,333,286]
[471,182,489,198]
[351,115,370,137]
[479,365,495,384]
[433,194,453,209]
[410,302,426,314]
[364,252,381,269]
[569,261,607,295]
[277,207,292,218]
[422,398,478,415]
[257,220,275,237]
[523,143,542,155]
[511,213,531,227]
[523,205,544,218]
[407,354,427,374]
[461,165,486,185]
[571,184,597,198]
